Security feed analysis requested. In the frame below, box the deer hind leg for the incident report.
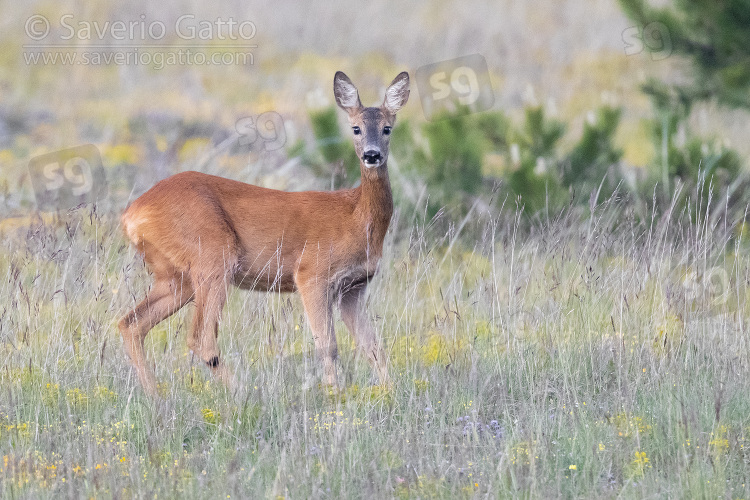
[297,279,339,387]
[119,274,193,397]
[339,283,389,385]
[188,265,235,389]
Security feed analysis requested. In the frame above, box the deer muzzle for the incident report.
[362,148,382,168]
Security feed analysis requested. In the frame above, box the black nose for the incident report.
[363,150,382,163]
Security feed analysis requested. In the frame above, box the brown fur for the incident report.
[118,71,409,395]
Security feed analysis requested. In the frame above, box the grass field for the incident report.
[0,192,749,499]
[3,1,750,498]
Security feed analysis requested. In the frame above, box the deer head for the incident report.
[333,71,410,170]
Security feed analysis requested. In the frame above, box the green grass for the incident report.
[0,198,749,499]
[0,197,750,498]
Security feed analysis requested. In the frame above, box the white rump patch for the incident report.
[123,212,149,244]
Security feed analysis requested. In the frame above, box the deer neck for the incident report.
[356,162,393,246]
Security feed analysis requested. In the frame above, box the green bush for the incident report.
[421,113,485,196]
[308,106,360,186]
[563,106,623,202]
[641,80,744,209]
[388,105,624,216]
[505,106,566,214]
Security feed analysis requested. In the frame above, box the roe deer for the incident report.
[118,71,410,396]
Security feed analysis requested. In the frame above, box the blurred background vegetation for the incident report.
[0,0,749,226]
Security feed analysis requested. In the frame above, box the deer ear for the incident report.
[333,71,362,114]
[383,72,410,114]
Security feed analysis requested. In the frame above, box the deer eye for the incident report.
[352,126,361,135]
[383,126,392,135]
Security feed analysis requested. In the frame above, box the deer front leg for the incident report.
[340,284,389,385]
[297,280,339,387]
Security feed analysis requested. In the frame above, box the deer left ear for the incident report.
[383,72,410,114]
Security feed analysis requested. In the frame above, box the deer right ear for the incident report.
[333,71,362,115]
[383,72,410,114]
